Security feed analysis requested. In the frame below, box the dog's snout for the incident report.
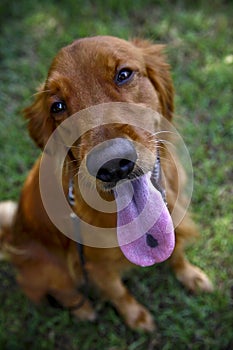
[86,138,137,183]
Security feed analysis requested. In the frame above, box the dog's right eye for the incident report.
[50,101,67,114]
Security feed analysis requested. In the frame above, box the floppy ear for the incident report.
[23,84,54,149]
[132,39,174,121]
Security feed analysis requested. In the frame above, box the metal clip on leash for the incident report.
[151,148,167,206]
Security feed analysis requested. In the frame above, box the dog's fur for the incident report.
[0,36,213,331]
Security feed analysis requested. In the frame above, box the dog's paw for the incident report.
[124,303,156,332]
[71,299,97,322]
[175,262,214,292]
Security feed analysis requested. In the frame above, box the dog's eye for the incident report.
[115,68,134,86]
[50,101,67,114]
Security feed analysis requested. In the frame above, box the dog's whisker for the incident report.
[156,140,178,149]
[151,130,177,137]
[156,144,174,152]
[70,145,82,150]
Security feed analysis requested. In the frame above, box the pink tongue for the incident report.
[114,173,175,267]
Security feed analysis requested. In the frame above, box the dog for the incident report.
[0,36,213,332]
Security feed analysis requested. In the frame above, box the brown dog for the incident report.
[0,36,213,332]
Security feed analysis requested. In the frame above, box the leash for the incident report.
[67,180,89,311]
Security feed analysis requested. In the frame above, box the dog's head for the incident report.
[24,36,174,190]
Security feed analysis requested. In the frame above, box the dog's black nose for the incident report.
[97,158,135,182]
[86,138,137,183]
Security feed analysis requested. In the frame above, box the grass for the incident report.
[0,0,233,349]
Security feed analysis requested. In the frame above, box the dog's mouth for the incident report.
[113,171,175,267]
[71,136,175,267]
[98,165,144,192]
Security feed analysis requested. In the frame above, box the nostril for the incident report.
[119,159,134,174]
[97,166,113,183]
[96,158,135,183]
[119,159,132,170]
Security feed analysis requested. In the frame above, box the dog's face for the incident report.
[24,36,174,192]
[24,36,176,266]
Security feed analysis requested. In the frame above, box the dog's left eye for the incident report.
[115,68,134,86]
[50,101,67,114]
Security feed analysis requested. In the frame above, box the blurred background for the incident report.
[0,1,232,349]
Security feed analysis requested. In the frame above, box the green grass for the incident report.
[0,0,233,349]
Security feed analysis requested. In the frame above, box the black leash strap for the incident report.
[67,184,90,311]
[69,212,88,286]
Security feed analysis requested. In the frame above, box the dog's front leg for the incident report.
[170,216,213,292]
[87,264,155,332]
[15,253,96,322]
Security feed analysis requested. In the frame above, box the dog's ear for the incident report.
[23,84,54,149]
[132,39,174,121]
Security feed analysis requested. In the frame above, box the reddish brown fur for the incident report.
[0,36,213,332]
